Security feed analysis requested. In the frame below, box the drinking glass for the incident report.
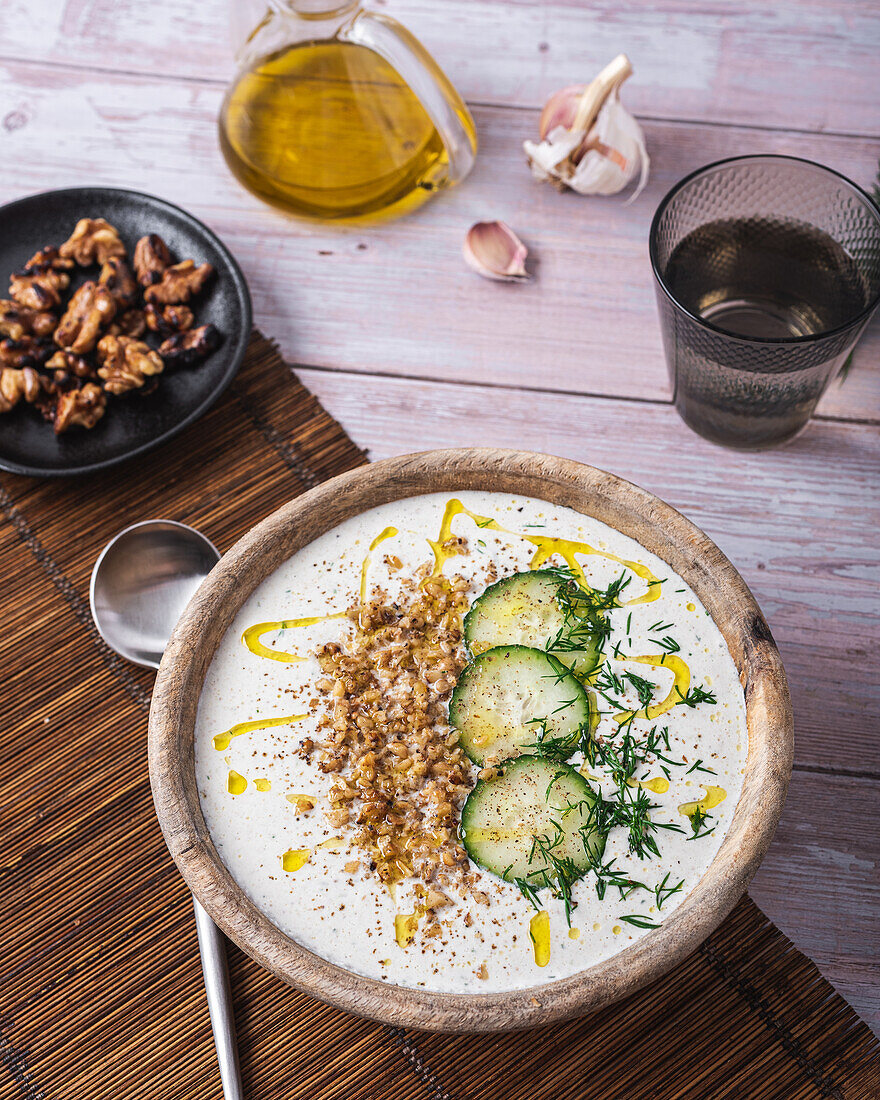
[650,155,880,449]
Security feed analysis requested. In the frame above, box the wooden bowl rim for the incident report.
[148,448,793,1032]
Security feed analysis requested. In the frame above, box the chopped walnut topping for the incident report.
[9,267,69,311]
[53,382,106,433]
[144,302,194,338]
[286,793,316,815]
[0,336,53,369]
[98,257,139,309]
[476,963,489,980]
[312,574,473,890]
[96,334,164,395]
[0,366,43,412]
[55,281,116,354]
[144,259,213,305]
[158,323,221,367]
[59,218,126,266]
[133,233,172,287]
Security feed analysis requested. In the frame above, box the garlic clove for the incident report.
[463,221,530,282]
[538,85,587,140]
[524,53,649,200]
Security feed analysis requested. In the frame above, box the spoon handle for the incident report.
[193,898,244,1100]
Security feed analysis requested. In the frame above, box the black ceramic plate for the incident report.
[0,187,252,477]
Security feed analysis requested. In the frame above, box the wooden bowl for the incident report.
[149,449,793,1032]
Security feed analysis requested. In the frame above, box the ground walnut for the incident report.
[55,281,117,355]
[133,234,172,287]
[144,259,213,305]
[97,334,164,395]
[53,383,106,433]
[158,324,221,367]
[0,300,56,340]
[0,366,43,412]
[59,218,126,266]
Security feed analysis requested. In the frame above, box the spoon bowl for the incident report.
[90,520,220,669]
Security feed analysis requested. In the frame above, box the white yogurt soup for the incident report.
[195,491,747,993]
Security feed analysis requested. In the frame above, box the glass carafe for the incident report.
[220,0,477,222]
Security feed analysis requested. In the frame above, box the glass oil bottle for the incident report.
[219,1,477,222]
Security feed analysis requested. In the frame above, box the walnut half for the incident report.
[53,383,106,433]
[99,257,139,310]
[0,366,43,413]
[133,234,172,287]
[158,323,221,367]
[0,300,56,340]
[144,259,213,305]
[97,334,164,395]
[55,281,117,355]
[59,218,126,266]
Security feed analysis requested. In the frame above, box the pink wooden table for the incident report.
[1,0,877,1032]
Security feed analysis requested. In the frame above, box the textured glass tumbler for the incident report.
[650,156,880,449]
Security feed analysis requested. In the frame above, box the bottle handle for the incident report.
[340,11,477,186]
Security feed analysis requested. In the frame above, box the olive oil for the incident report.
[219,39,458,222]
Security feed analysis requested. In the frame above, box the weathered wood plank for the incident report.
[748,772,879,1034]
[2,0,879,137]
[0,60,877,418]
[297,366,880,778]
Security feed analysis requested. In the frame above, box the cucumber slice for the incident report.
[449,644,590,766]
[463,570,605,679]
[460,756,605,887]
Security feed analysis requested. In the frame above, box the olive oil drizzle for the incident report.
[360,526,398,603]
[612,654,691,725]
[427,498,662,605]
[530,909,551,966]
[242,614,347,662]
[213,713,308,751]
[679,785,727,817]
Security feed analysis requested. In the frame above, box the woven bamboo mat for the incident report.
[1,332,878,1100]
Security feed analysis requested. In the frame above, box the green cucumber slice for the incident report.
[449,644,590,766]
[463,570,605,679]
[460,756,605,886]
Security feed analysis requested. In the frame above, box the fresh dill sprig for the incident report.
[686,759,717,775]
[618,914,659,929]
[675,684,718,708]
[654,872,685,909]
[686,806,716,841]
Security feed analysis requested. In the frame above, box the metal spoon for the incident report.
[90,520,243,1100]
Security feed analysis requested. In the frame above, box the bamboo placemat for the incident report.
[1,332,877,1100]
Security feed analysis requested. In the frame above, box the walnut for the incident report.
[144,302,193,338]
[97,334,163,395]
[133,234,172,287]
[55,281,117,354]
[0,300,56,340]
[144,259,213,305]
[98,257,139,309]
[59,218,126,266]
[53,383,106,433]
[46,349,97,383]
[23,246,74,273]
[9,267,69,311]
[158,323,221,367]
[0,366,43,412]
[107,308,147,339]
[0,335,54,369]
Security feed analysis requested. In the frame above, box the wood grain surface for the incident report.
[0,0,877,1038]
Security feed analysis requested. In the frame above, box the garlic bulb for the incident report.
[463,221,530,282]
[524,53,649,201]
